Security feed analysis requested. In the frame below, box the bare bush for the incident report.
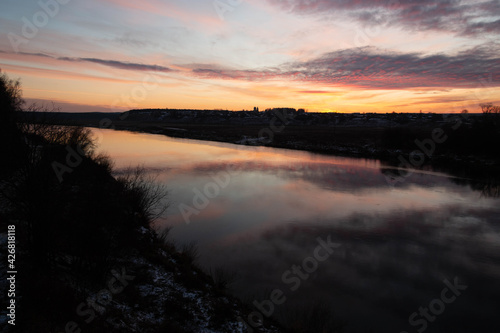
[181,241,200,264]
[209,267,237,291]
[480,103,500,114]
[117,167,169,221]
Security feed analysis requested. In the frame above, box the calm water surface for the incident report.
[94,128,500,333]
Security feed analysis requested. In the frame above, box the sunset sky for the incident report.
[1,0,499,113]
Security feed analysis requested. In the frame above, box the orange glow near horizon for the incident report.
[0,52,491,114]
[1,0,499,113]
[5,63,493,114]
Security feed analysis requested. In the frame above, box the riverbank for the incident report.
[0,125,283,333]
[8,111,499,332]
[30,110,500,191]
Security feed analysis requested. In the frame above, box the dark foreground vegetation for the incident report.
[0,75,297,332]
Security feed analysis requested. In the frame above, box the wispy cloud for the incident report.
[7,46,500,90]
[297,90,333,94]
[192,68,279,81]
[268,0,500,37]
[192,45,500,89]
[59,57,174,73]
[10,51,174,73]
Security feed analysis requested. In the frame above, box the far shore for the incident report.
[24,109,500,186]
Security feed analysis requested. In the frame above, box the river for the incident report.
[94,128,500,333]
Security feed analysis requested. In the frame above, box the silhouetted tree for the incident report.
[0,70,25,168]
[0,71,169,331]
[480,103,500,114]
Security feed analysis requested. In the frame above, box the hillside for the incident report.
[0,74,283,333]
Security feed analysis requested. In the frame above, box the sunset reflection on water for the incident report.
[95,128,500,333]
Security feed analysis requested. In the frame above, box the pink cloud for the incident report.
[190,46,500,89]
[268,0,500,37]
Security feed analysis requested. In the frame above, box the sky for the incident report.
[0,0,499,113]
